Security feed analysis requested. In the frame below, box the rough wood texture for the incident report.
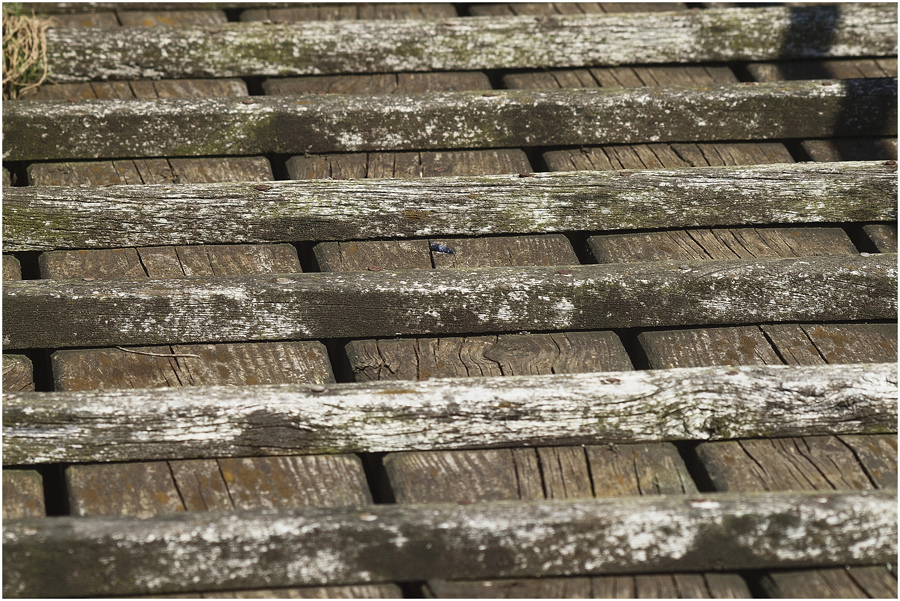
[803,138,898,162]
[4,254,895,350]
[5,161,896,251]
[2,255,22,280]
[241,3,457,22]
[2,471,45,519]
[53,342,334,391]
[427,573,750,598]
[21,78,248,100]
[469,3,685,16]
[590,227,857,264]
[747,58,898,82]
[28,156,271,187]
[346,332,632,381]
[3,363,895,465]
[863,223,898,252]
[758,566,898,599]
[2,355,35,393]
[286,149,531,180]
[504,63,737,90]
[38,5,898,81]
[3,491,895,597]
[264,72,489,96]
[5,79,897,161]
[762,323,897,366]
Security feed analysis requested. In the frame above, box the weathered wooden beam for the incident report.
[35,5,898,82]
[3,490,896,597]
[4,79,896,161]
[4,363,896,465]
[4,162,896,252]
[3,254,897,350]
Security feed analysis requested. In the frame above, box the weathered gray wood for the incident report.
[3,255,22,280]
[427,572,750,598]
[3,491,895,597]
[4,254,895,350]
[640,326,784,369]
[802,139,898,162]
[241,3,457,22]
[37,5,897,82]
[758,566,898,598]
[5,79,897,161]
[116,10,227,27]
[468,3,685,16]
[5,161,896,251]
[264,72,489,96]
[747,58,898,82]
[3,363,895,465]
[287,150,531,180]
[863,223,898,252]
[2,471,45,519]
[21,78,248,101]
[838,434,898,490]
[2,355,35,393]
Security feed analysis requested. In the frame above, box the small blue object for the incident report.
[430,243,456,255]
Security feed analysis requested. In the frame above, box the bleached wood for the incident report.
[3,161,896,252]
[3,491,896,597]
[4,79,896,161]
[36,5,898,81]
[3,363,895,466]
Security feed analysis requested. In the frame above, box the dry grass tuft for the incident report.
[3,4,57,99]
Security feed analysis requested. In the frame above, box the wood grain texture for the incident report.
[2,255,22,281]
[38,5,897,81]
[4,363,896,465]
[21,78,248,101]
[5,161,896,252]
[2,356,35,393]
[4,254,895,350]
[264,72,489,96]
[3,491,895,597]
[5,79,896,161]
[2,471,45,519]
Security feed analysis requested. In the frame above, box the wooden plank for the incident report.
[589,227,858,264]
[764,323,898,366]
[640,327,782,369]
[428,573,748,598]
[838,434,898,489]
[3,255,22,281]
[3,491,895,597]
[469,3,685,16]
[5,254,895,350]
[22,78,248,101]
[241,3,457,22]
[66,455,372,517]
[264,72,489,96]
[2,355,35,393]
[2,471,45,519]
[802,139,898,162]
[546,142,793,170]
[37,5,897,81]
[863,223,898,252]
[747,58,898,82]
[5,161,896,251]
[346,332,632,381]
[758,566,898,599]
[116,10,227,27]
[286,149,531,180]
[505,62,737,90]
[5,79,897,161]
[3,363,895,465]
[28,156,270,187]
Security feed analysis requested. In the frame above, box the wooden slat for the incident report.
[2,471,45,519]
[863,224,898,252]
[802,139,898,162]
[241,3,458,22]
[2,255,22,280]
[5,79,897,161]
[4,254,895,350]
[2,355,35,393]
[747,58,898,82]
[3,363,895,465]
[5,161,896,252]
[758,566,899,599]
[37,5,897,81]
[264,72,489,96]
[21,78,249,101]
[3,491,895,598]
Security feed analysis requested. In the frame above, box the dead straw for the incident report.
[3,6,56,99]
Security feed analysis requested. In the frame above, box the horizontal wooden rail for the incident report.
[4,162,896,252]
[36,5,898,81]
[4,363,896,465]
[4,79,896,161]
[4,490,896,597]
[3,254,897,350]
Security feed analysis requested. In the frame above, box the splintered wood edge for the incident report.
[3,161,897,251]
[39,5,898,81]
[4,79,897,161]
[2,254,897,350]
[2,490,896,597]
[3,363,896,465]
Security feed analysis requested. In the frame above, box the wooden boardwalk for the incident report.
[2,2,897,598]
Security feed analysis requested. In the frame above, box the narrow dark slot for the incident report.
[294,241,321,274]
[37,464,70,516]
[358,452,396,505]
[398,581,428,598]
[842,223,883,254]
[322,338,354,384]
[264,153,292,181]
[781,139,814,162]
[4,161,30,186]
[223,7,243,22]
[613,328,651,371]
[14,348,55,392]
[481,68,507,90]
[242,75,267,96]
[739,569,776,598]
[12,250,41,280]
[521,147,549,173]
[673,441,718,493]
